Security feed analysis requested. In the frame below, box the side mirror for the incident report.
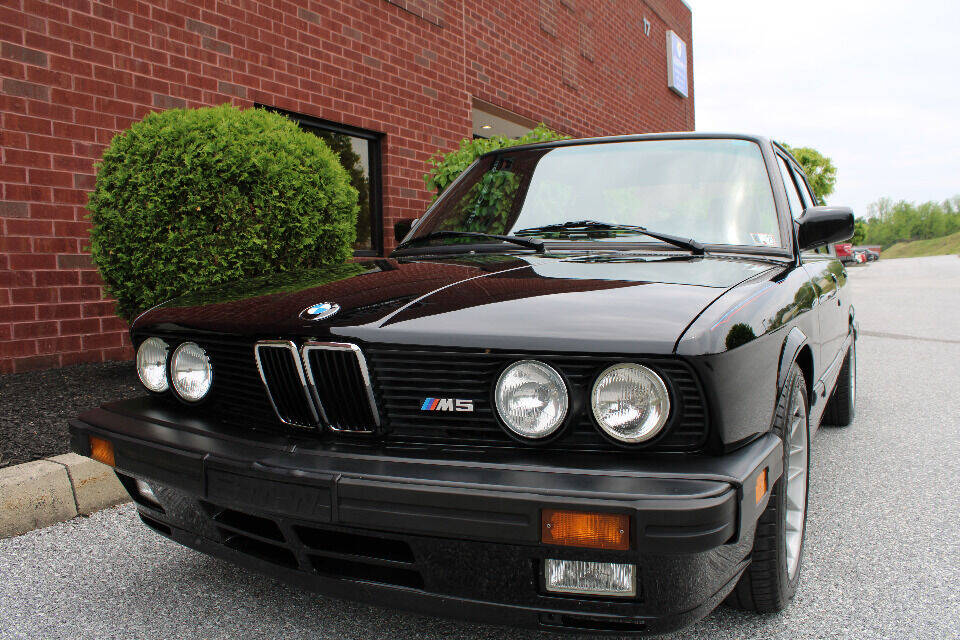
[394,218,418,243]
[796,206,854,251]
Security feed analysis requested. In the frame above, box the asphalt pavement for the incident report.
[1,256,958,639]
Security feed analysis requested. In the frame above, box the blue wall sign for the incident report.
[666,30,688,98]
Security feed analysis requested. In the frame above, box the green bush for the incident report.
[423,124,568,198]
[88,105,358,319]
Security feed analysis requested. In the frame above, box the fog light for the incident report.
[89,436,115,467]
[135,479,160,507]
[544,559,636,597]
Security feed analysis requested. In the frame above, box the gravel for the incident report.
[1,256,958,639]
[0,361,140,468]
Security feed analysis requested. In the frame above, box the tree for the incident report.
[851,219,866,245]
[858,195,960,248]
[780,143,837,204]
[867,196,894,221]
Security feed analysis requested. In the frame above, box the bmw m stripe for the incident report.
[421,398,441,410]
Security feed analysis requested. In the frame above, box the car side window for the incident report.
[776,155,805,219]
[792,166,819,207]
[788,164,812,210]
[787,165,832,254]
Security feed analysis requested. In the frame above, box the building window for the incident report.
[258,105,384,256]
[471,98,537,139]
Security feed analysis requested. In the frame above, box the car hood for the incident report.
[135,253,780,354]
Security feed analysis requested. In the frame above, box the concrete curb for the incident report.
[0,454,130,539]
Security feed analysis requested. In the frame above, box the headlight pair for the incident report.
[494,360,670,444]
[136,337,213,402]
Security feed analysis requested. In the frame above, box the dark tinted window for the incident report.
[259,106,383,255]
[301,127,376,252]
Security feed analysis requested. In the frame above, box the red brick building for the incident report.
[0,0,693,373]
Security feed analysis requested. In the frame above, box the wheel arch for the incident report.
[777,327,813,404]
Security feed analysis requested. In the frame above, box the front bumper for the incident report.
[71,397,781,635]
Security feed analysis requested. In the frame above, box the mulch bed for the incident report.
[0,361,140,469]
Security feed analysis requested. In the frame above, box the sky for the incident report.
[687,0,960,217]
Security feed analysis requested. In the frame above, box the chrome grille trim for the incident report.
[253,340,319,429]
[301,342,380,433]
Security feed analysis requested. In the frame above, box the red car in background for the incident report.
[835,242,857,264]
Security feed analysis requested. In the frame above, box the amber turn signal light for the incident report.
[541,509,630,551]
[89,436,115,467]
[755,467,768,504]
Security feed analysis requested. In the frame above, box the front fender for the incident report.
[777,327,808,396]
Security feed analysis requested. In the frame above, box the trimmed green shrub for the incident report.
[423,124,568,198]
[88,105,358,319]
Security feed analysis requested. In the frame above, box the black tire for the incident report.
[822,339,856,427]
[726,362,809,613]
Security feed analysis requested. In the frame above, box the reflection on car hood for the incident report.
[134,252,780,354]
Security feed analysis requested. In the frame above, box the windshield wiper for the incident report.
[515,220,705,255]
[397,230,545,254]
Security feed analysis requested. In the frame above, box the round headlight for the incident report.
[136,337,169,393]
[495,360,568,439]
[591,363,670,443]
[170,342,213,402]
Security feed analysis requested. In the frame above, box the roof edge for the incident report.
[479,132,772,158]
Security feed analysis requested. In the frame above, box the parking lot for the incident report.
[1,255,958,640]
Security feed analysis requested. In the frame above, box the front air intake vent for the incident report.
[254,341,318,428]
[302,342,380,433]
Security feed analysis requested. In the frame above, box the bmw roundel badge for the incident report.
[300,302,340,321]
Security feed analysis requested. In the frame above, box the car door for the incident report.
[806,254,845,366]
[775,153,827,374]
[790,161,849,365]
[777,154,848,374]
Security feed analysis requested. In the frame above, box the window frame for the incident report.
[256,104,385,257]
[775,153,806,220]
[793,163,820,208]
[773,143,822,208]
[776,150,835,257]
[789,164,812,211]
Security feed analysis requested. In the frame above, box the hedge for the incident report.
[423,124,568,198]
[87,105,358,319]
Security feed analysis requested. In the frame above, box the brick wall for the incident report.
[0,0,693,373]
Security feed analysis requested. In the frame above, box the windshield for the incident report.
[409,138,781,250]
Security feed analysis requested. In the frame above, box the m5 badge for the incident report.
[421,397,474,412]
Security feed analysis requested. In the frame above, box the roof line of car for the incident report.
[478,132,773,158]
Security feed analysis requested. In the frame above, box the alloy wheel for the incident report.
[784,383,808,580]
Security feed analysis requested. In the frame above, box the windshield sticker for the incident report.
[750,233,778,247]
